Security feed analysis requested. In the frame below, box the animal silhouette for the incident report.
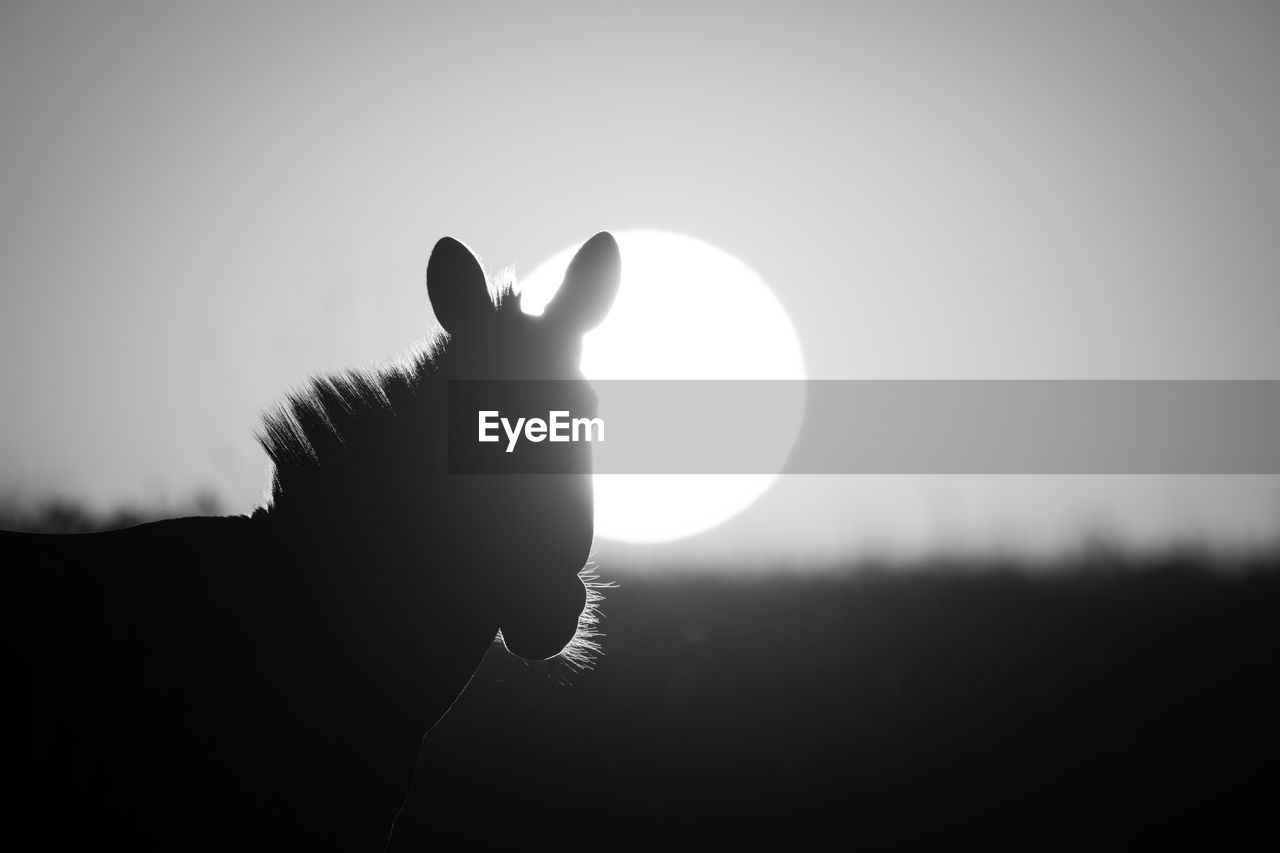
[2,232,621,850]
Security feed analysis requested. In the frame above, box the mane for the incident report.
[255,351,431,506]
[256,268,520,506]
[253,267,609,668]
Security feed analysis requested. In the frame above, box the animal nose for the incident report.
[498,572,588,661]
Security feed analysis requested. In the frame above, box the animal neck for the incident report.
[248,328,509,709]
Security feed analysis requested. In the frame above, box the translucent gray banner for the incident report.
[449,381,1280,474]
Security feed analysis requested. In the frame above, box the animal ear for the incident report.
[543,231,621,333]
[427,236,493,335]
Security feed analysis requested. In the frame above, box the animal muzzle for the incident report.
[498,571,589,661]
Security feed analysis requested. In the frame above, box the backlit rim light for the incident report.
[520,231,806,543]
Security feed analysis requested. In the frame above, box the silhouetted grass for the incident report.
[0,491,222,534]
[5,502,1276,845]
[397,553,1280,847]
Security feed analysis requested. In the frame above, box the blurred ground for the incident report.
[397,556,1279,847]
[6,505,1277,846]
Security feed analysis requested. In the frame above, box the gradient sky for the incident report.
[2,1,1278,563]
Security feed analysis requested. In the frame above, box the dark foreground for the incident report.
[395,553,1280,848]
[6,503,1276,847]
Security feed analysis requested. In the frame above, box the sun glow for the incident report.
[520,231,806,543]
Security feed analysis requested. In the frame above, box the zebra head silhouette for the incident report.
[257,230,620,660]
[422,231,621,661]
[3,231,622,849]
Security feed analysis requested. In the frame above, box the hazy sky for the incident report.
[2,1,1278,562]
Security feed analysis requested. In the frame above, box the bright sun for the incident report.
[519,231,806,543]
